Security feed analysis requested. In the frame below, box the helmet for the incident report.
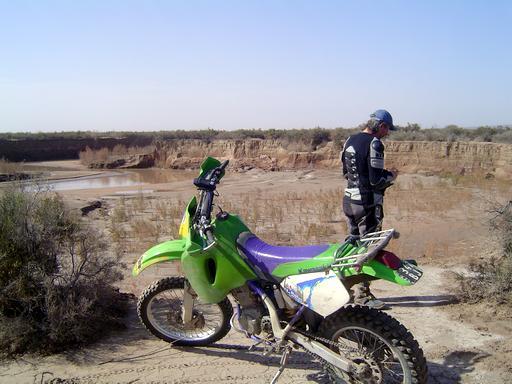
[370,109,396,131]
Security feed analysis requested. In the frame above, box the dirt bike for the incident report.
[133,157,427,383]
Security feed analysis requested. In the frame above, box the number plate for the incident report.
[397,261,423,284]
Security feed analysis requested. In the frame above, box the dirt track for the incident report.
[2,266,509,383]
[1,161,511,383]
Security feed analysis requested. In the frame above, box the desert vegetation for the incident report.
[0,180,127,355]
[0,158,20,174]
[457,200,512,305]
[2,124,511,144]
[108,173,496,259]
[108,193,186,258]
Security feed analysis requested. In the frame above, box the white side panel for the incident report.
[280,271,350,317]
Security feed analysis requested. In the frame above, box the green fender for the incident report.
[132,239,186,276]
[342,260,419,286]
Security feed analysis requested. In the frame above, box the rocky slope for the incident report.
[2,136,511,178]
[156,139,512,178]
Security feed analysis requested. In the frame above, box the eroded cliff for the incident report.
[2,137,511,178]
[156,139,512,178]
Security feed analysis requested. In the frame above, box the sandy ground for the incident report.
[2,267,509,384]
[1,161,511,384]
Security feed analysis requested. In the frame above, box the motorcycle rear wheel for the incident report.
[137,277,233,346]
[318,305,428,384]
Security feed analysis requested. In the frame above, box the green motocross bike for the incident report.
[133,157,427,384]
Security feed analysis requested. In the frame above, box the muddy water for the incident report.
[47,169,195,191]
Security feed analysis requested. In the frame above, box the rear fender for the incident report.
[132,239,186,276]
[355,259,423,286]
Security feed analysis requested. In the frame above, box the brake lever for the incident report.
[203,239,216,251]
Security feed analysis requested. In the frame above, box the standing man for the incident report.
[341,109,398,309]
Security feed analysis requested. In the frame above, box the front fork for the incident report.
[182,280,195,324]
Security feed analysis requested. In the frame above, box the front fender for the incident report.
[132,239,186,276]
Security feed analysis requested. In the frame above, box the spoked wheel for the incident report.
[137,277,233,346]
[318,305,428,384]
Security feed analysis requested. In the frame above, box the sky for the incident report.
[0,1,511,132]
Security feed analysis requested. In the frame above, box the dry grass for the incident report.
[105,171,509,277]
[0,158,21,174]
[107,194,186,257]
[217,187,346,245]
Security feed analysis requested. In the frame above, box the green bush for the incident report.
[2,125,512,145]
[0,182,127,355]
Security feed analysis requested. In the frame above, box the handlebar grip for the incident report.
[219,160,229,171]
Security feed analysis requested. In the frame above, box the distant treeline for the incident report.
[1,124,511,144]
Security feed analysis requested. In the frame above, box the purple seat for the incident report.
[236,232,330,277]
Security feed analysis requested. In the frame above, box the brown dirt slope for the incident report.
[157,140,512,178]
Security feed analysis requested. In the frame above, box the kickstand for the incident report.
[270,346,292,384]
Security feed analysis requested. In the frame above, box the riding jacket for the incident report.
[341,132,394,206]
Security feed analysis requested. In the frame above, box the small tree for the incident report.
[0,181,127,355]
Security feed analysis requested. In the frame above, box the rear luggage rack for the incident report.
[331,229,396,271]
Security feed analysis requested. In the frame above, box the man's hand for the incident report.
[390,168,399,180]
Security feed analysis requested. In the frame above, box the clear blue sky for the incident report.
[0,1,510,132]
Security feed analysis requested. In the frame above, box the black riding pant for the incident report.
[342,196,383,237]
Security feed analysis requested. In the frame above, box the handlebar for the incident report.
[219,159,229,171]
[207,160,229,182]
[194,160,230,250]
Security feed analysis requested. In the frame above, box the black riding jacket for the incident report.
[341,132,394,205]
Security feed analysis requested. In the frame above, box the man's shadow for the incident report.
[382,294,458,307]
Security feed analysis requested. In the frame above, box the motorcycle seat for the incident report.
[236,232,330,279]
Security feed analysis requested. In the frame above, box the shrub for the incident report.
[0,182,127,355]
[456,201,512,304]
[493,129,512,144]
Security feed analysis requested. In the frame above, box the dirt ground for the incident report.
[1,161,511,384]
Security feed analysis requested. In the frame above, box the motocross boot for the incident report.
[353,281,387,310]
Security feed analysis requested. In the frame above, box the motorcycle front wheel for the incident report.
[137,277,233,346]
[318,305,428,384]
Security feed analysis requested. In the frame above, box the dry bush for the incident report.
[493,129,512,143]
[0,183,127,355]
[456,201,512,304]
[0,158,22,174]
[78,146,95,164]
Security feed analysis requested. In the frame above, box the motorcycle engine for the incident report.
[231,286,265,335]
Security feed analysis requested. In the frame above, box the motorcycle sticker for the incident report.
[397,261,423,284]
[281,271,350,317]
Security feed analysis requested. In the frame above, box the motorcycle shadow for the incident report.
[382,294,458,307]
[184,343,319,369]
[427,350,491,383]
[181,343,330,382]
